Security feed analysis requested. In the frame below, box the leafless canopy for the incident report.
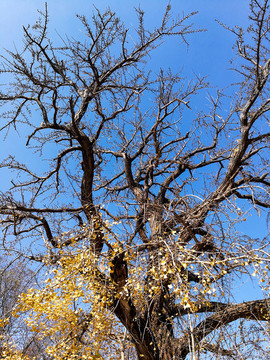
[0,1,270,359]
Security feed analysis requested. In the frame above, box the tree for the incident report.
[0,1,270,359]
[0,258,45,360]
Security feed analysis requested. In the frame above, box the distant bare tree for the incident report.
[0,1,270,359]
[0,259,45,358]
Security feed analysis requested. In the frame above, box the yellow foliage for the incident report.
[7,223,258,359]
[0,338,31,360]
[13,241,130,360]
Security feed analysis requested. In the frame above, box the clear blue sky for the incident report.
[0,0,251,162]
[0,0,250,81]
[0,1,266,301]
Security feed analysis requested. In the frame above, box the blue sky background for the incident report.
[0,0,251,173]
[1,0,251,82]
[0,1,268,301]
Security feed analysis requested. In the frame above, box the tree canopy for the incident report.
[0,1,270,359]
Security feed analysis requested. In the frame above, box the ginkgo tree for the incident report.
[0,1,270,359]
